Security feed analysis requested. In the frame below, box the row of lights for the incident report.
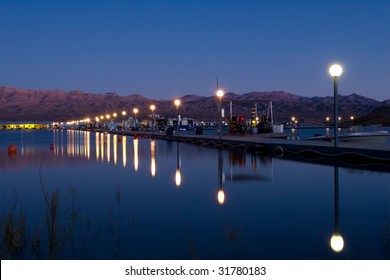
[290,115,354,123]
[65,64,341,142]
[66,99,183,126]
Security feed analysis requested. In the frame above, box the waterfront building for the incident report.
[0,121,52,130]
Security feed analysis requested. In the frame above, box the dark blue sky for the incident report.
[1,0,389,101]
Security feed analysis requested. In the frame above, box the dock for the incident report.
[106,130,390,167]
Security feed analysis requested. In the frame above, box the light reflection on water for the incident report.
[0,130,390,260]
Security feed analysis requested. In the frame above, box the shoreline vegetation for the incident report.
[0,164,145,260]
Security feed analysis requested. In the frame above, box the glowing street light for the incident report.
[174,99,181,135]
[329,64,343,77]
[216,89,224,140]
[329,64,343,147]
[133,108,138,128]
[150,105,156,131]
[121,111,127,131]
[174,99,181,107]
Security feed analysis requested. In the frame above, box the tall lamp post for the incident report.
[329,64,343,148]
[106,114,111,131]
[121,111,127,131]
[133,108,138,129]
[150,105,156,131]
[216,89,224,140]
[174,99,181,135]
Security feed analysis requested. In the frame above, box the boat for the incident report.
[304,126,390,143]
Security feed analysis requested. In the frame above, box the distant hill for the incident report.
[355,106,390,126]
[0,86,389,125]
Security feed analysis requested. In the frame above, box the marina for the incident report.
[1,129,390,259]
[2,1,390,278]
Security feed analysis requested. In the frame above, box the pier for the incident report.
[105,130,390,167]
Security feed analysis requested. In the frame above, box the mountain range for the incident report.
[1,86,389,125]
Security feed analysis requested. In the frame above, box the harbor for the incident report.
[3,2,390,279]
[1,129,390,260]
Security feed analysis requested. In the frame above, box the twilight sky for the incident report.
[1,0,389,101]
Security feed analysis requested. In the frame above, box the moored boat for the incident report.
[304,126,390,143]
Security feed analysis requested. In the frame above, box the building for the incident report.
[0,121,52,130]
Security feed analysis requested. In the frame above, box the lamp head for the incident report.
[174,99,181,107]
[329,64,343,77]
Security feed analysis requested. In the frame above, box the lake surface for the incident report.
[1,130,390,260]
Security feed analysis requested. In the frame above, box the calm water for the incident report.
[1,130,390,260]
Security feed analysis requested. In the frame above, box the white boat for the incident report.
[305,126,390,143]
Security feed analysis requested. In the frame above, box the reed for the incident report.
[1,168,147,259]
[39,165,61,259]
[1,209,26,259]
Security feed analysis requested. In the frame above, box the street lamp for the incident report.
[133,108,138,128]
[121,111,126,131]
[150,105,156,131]
[291,116,296,127]
[216,89,224,140]
[105,114,111,131]
[174,99,181,135]
[329,64,343,148]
